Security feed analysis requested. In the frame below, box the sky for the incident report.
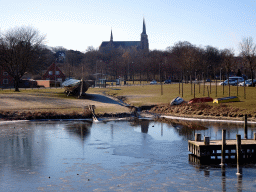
[0,0,256,55]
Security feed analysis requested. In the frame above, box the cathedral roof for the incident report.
[99,18,148,51]
[100,41,141,49]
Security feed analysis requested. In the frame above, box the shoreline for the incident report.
[1,109,255,125]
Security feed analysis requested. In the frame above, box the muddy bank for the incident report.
[0,110,139,121]
[148,102,256,121]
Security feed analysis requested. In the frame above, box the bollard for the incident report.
[195,133,201,141]
[236,134,242,175]
[244,114,248,139]
[204,136,210,145]
[220,129,226,166]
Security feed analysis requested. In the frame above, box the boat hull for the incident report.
[188,97,213,104]
[213,96,240,103]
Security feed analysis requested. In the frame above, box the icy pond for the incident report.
[1,119,256,191]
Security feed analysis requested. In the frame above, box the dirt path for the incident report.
[0,93,130,113]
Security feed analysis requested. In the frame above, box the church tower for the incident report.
[110,28,113,42]
[140,18,149,51]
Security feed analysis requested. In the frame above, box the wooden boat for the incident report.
[170,97,184,105]
[62,79,91,96]
[188,97,213,104]
[213,96,240,104]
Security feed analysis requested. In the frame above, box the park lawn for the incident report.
[1,83,256,114]
[87,83,256,113]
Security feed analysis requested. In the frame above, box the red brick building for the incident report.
[0,67,14,88]
[42,63,66,85]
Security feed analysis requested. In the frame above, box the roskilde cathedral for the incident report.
[99,19,149,52]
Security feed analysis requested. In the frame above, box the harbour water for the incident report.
[0,119,256,191]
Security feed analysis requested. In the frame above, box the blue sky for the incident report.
[0,0,255,55]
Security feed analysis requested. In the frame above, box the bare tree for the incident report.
[240,37,256,86]
[221,48,235,96]
[0,27,46,91]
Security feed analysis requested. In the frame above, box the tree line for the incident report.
[1,26,256,91]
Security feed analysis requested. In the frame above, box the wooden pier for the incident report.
[188,133,256,162]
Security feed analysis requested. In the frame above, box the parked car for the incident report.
[164,79,171,84]
[206,79,211,82]
[219,80,236,86]
[219,76,244,86]
[239,79,256,86]
[247,79,256,86]
[150,80,157,85]
[238,80,249,86]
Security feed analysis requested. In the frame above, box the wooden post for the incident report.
[204,136,210,145]
[182,78,183,97]
[237,79,239,96]
[221,165,226,192]
[179,81,180,95]
[254,132,256,140]
[199,81,200,93]
[244,114,247,139]
[216,78,217,97]
[203,79,205,96]
[194,83,195,98]
[236,134,242,175]
[223,77,224,95]
[191,75,192,95]
[220,129,226,166]
[161,81,163,95]
[195,133,201,141]
[210,78,211,94]
[244,78,246,99]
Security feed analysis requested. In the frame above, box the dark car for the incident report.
[206,79,211,82]
[164,79,171,84]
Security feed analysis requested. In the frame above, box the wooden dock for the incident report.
[188,132,256,163]
[188,139,256,159]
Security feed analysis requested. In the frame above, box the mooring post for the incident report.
[195,133,201,141]
[220,129,226,166]
[244,114,248,139]
[236,134,242,175]
[221,165,226,192]
[204,136,210,145]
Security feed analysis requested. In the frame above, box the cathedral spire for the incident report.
[142,18,146,34]
[110,28,113,42]
[140,18,149,51]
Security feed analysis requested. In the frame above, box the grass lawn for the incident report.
[1,83,256,115]
[87,83,256,112]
